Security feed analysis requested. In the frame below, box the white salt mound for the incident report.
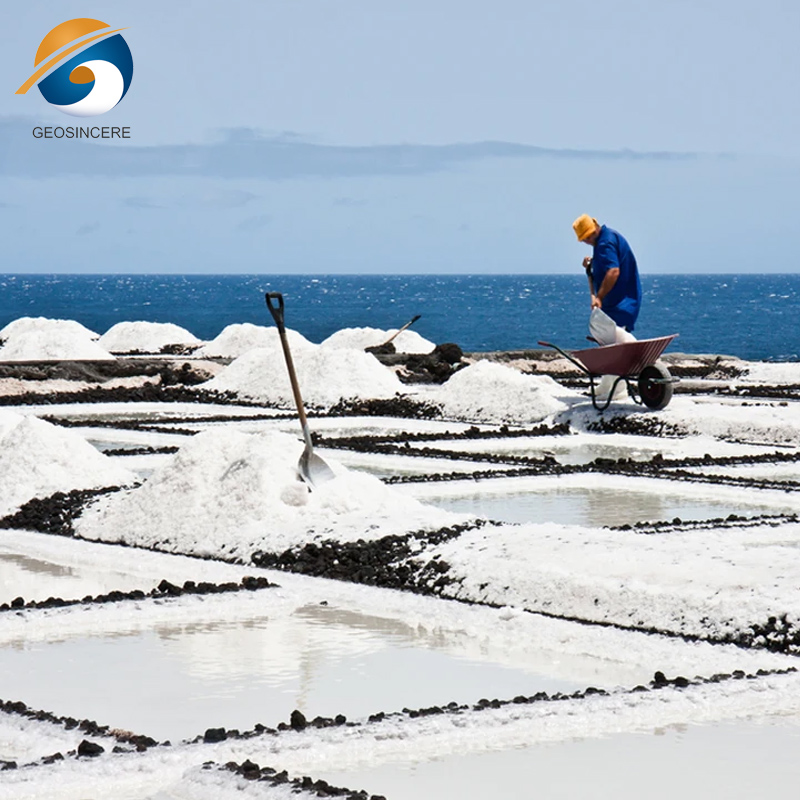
[0,412,136,516]
[203,345,403,407]
[0,409,23,440]
[195,323,313,359]
[436,361,568,424]
[76,429,460,557]
[0,317,112,361]
[0,316,99,341]
[322,326,435,354]
[99,321,200,353]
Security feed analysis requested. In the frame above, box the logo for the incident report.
[16,18,133,117]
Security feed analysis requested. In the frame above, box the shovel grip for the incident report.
[265,292,285,332]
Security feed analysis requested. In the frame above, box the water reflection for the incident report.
[0,553,77,579]
[0,602,589,741]
[319,719,800,800]
[431,487,784,527]
[0,551,156,607]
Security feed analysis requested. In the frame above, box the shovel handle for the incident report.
[382,314,422,346]
[265,291,311,443]
[265,292,285,332]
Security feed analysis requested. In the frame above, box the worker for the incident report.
[572,215,642,333]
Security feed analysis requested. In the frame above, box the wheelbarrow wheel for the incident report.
[638,363,673,410]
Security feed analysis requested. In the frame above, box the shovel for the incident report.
[380,314,421,347]
[265,292,335,489]
[365,314,422,355]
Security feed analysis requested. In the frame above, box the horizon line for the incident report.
[0,271,797,278]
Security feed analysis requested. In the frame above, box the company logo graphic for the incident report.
[16,18,133,117]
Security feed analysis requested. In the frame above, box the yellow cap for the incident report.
[572,214,599,242]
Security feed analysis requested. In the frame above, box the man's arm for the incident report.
[592,267,620,309]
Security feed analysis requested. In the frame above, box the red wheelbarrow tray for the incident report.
[570,334,678,377]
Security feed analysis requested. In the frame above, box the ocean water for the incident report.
[0,274,797,360]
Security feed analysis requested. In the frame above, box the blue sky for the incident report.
[0,1,797,273]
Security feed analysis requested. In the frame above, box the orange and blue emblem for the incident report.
[16,18,133,117]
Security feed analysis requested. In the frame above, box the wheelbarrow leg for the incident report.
[588,375,625,411]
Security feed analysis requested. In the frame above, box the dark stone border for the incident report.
[102,445,180,456]
[252,522,482,595]
[315,422,569,449]
[252,524,800,657]
[0,486,124,537]
[0,575,276,614]
[0,384,255,407]
[585,415,690,438]
[212,761,385,799]
[212,759,386,800]
[182,666,797,747]
[327,395,442,419]
[0,696,159,768]
[608,512,799,533]
[382,449,800,491]
[43,411,294,431]
[2,665,795,774]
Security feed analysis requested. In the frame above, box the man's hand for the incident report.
[582,256,593,270]
[591,294,602,310]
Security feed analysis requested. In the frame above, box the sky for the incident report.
[0,0,798,274]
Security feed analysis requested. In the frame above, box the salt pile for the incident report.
[98,321,200,354]
[0,317,98,342]
[203,345,403,407]
[195,323,313,359]
[0,317,112,361]
[435,361,569,424]
[322,326,435,354]
[76,429,461,558]
[0,410,135,516]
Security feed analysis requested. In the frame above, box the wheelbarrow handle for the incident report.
[265,292,285,332]
[537,340,590,375]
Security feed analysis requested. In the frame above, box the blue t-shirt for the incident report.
[591,225,642,331]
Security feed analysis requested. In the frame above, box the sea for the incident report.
[0,274,798,361]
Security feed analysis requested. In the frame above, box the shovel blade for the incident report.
[298,444,336,488]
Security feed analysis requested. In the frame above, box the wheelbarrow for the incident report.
[538,334,679,411]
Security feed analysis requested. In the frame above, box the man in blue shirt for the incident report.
[572,214,642,332]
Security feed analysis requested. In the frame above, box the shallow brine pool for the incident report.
[0,603,591,743]
[319,718,800,800]
[425,485,793,527]
[0,551,162,607]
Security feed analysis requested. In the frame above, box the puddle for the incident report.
[0,604,592,743]
[319,718,800,800]
[0,532,237,606]
[680,463,800,484]
[428,486,790,527]
[0,551,160,606]
[410,434,774,466]
[328,450,505,480]
[413,436,665,466]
